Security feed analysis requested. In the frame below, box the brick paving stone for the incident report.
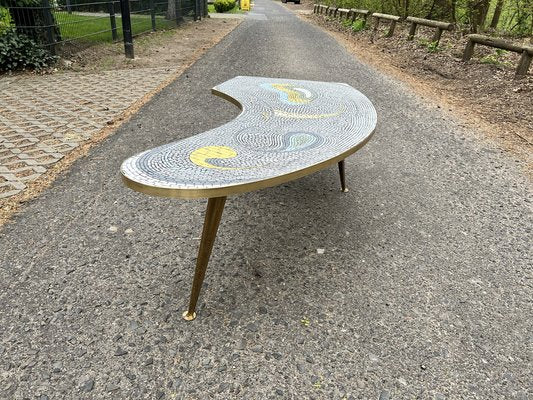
[0,67,176,199]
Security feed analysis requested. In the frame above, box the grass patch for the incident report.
[207,4,242,13]
[53,11,175,44]
[351,19,365,32]
[418,38,441,53]
[480,48,510,66]
[341,18,366,32]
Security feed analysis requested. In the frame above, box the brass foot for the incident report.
[342,187,349,193]
[182,311,197,321]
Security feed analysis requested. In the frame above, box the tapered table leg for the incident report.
[338,160,348,192]
[182,196,227,321]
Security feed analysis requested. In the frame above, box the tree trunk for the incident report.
[427,0,453,20]
[166,0,175,19]
[426,0,437,19]
[478,0,490,27]
[468,0,490,32]
[451,0,456,22]
[490,0,504,29]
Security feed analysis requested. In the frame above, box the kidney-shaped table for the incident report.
[121,76,377,320]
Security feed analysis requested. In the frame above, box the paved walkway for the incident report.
[0,68,176,199]
[0,0,531,399]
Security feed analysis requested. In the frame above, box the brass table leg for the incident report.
[338,160,348,192]
[182,196,227,321]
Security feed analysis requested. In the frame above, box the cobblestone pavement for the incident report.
[0,67,176,199]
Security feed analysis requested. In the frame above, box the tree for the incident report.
[167,0,183,20]
[489,0,504,29]
[427,0,454,20]
[467,0,490,31]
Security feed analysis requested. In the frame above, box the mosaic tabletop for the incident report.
[121,76,377,199]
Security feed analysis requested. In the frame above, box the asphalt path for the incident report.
[1,0,531,398]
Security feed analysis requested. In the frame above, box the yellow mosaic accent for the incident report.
[189,146,238,170]
[273,108,344,119]
[271,84,311,104]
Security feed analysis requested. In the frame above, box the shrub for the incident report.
[214,0,236,13]
[418,38,441,53]
[0,29,57,71]
[350,19,365,32]
[0,6,11,35]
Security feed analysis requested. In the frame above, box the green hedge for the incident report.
[214,0,236,13]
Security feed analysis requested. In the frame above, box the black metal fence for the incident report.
[6,0,208,58]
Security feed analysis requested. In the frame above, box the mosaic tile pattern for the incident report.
[0,67,177,199]
[122,76,377,195]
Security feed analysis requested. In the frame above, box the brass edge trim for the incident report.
[211,88,244,110]
[121,129,376,200]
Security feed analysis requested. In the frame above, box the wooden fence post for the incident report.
[386,20,396,37]
[432,27,443,43]
[408,21,417,40]
[462,38,475,61]
[516,51,532,76]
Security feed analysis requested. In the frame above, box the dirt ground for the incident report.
[284,0,532,172]
[56,18,241,72]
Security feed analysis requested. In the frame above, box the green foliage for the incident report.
[350,19,365,31]
[341,18,365,32]
[480,48,508,65]
[0,6,12,35]
[426,41,439,52]
[0,28,57,71]
[214,0,237,13]
[321,0,532,35]
[208,3,241,13]
[418,38,440,52]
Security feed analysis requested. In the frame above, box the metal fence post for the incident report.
[66,0,72,13]
[119,0,134,58]
[175,0,182,24]
[149,0,156,31]
[203,0,208,17]
[194,0,199,21]
[109,0,118,41]
[41,0,56,55]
